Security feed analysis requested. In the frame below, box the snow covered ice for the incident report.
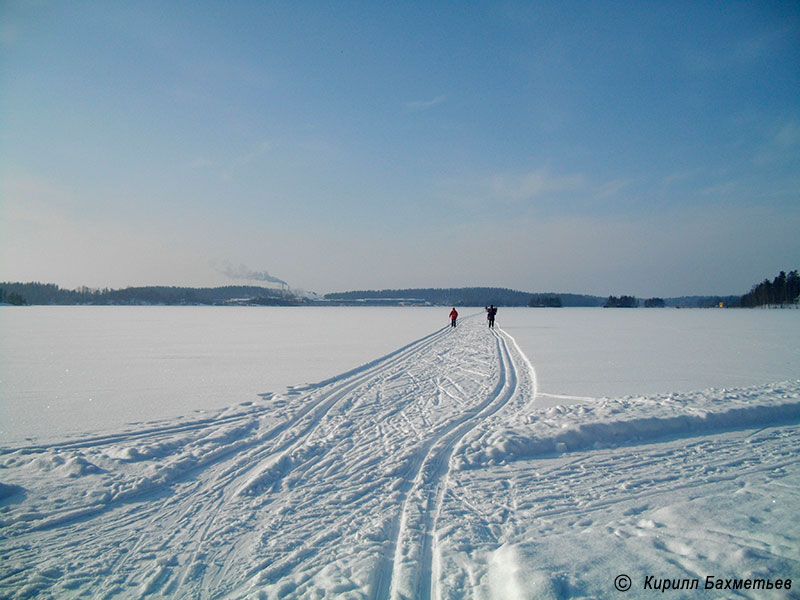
[1,310,799,598]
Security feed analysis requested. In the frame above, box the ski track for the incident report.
[381,325,529,600]
[2,314,798,599]
[0,313,525,599]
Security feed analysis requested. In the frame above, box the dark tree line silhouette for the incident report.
[529,295,563,307]
[604,295,638,308]
[0,287,27,305]
[325,288,605,307]
[0,283,297,306]
[740,270,800,307]
[3,273,797,308]
[644,298,666,308]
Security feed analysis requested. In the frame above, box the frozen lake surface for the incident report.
[1,308,798,598]
[1,306,447,443]
[1,306,798,444]
[500,306,800,401]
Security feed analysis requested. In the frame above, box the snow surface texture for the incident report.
[0,306,453,443]
[1,314,799,599]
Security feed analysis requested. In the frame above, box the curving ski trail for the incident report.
[380,323,534,600]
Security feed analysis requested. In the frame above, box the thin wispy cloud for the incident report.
[683,26,788,73]
[489,168,586,202]
[186,157,215,170]
[593,178,635,201]
[182,141,274,177]
[661,169,703,187]
[404,95,446,113]
[774,120,800,147]
[753,119,800,166]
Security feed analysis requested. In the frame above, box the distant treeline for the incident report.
[324,287,606,307]
[0,282,300,306]
[529,295,563,307]
[604,295,639,308]
[0,287,27,305]
[3,272,797,308]
[323,288,748,308]
[600,269,798,308]
[603,296,739,308]
[601,295,749,308]
[740,270,800,307]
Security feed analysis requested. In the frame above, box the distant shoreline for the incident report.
[0,281,760,308]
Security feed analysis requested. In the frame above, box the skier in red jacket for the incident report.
[449,308,458,328]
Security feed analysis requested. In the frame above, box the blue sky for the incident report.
[2,1,798,296]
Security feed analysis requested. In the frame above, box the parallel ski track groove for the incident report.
[28,326,449,598]
[20,328,449,534]
[223,327,454,594]
[159,325,452,598]
[378,326,524,600]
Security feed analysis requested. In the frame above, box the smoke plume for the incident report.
[219,261,288,287]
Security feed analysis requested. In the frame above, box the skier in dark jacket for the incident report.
[449,308,458,328]
[486,305,497,328]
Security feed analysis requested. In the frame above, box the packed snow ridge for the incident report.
[1,315,798,599]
